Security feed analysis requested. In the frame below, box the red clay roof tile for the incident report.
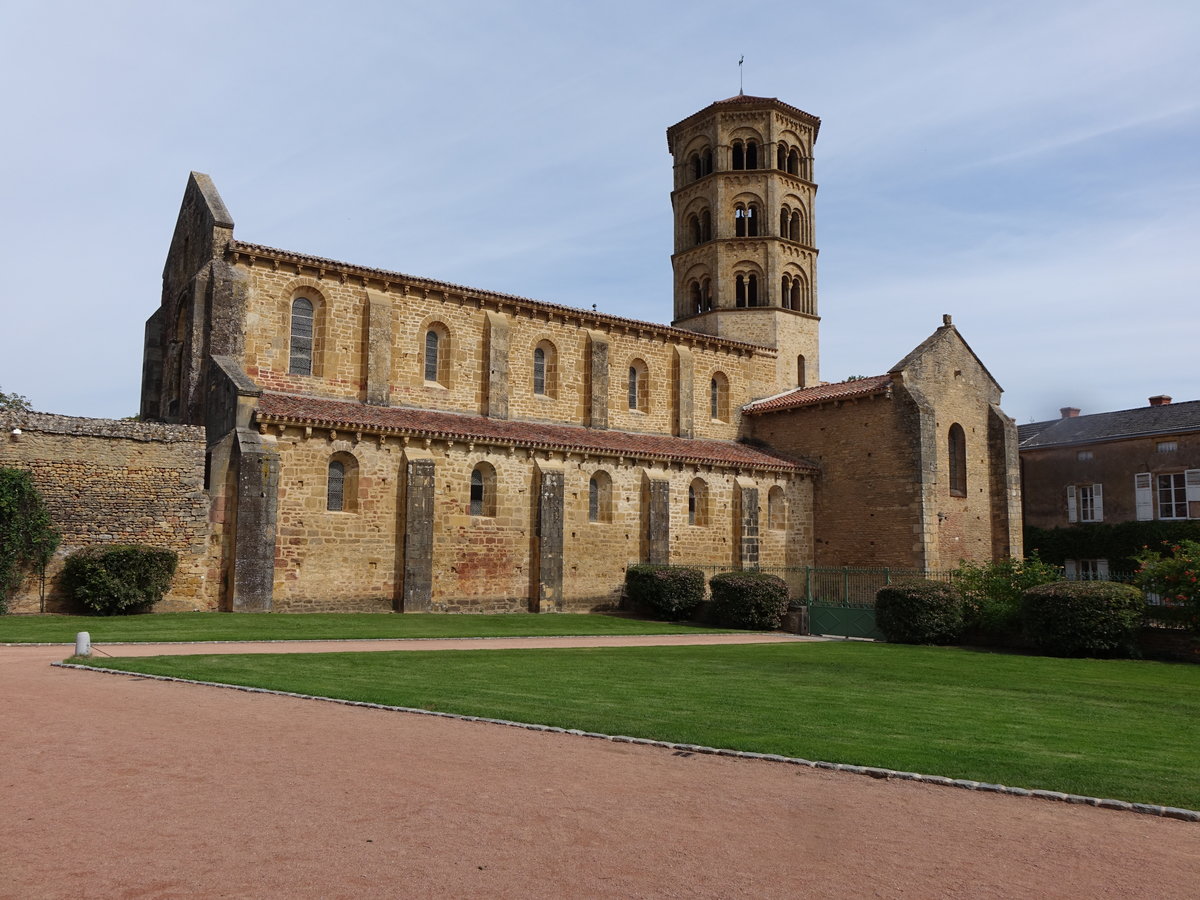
[256,393,814,473]
[743,375,893,414]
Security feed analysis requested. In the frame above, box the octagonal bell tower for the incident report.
[667,95,821,392]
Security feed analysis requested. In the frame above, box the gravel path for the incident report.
[3,636,1196,898]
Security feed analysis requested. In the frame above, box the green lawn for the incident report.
[77,642,1200,809]
[0,612,730,644]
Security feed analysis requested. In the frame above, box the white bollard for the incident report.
[75,632,92,657]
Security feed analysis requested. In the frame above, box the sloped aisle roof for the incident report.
[256,393,815,474]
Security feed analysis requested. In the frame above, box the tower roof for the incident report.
[667,95,821,152]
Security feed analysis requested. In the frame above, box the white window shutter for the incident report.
[1093,483,1103,522]
[1135,473,1153,521]
[1097,559,1109,580]
[1064,559,1078,580]
[1066,485,1077,523]
[1186,469,1200,504]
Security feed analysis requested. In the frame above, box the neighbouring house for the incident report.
[1019,396,1200,579]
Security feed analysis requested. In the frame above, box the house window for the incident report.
[1065,559,1109,581]
[1157,441,1178,453]
[588,471,612,523]
[1067,483,1103,523]
[289,297,314,376]
[1158,472,1188,519]
[469,463,496,517]
[948,424,967,496]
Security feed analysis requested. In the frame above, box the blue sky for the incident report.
[1,0,1197,424]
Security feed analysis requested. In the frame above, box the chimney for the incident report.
[1149,395,1172,407]
[1060,407,1080,419]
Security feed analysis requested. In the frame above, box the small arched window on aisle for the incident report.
[470,462,497,517]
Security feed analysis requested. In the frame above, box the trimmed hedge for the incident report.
[1020,580,1144,657]
[61,545,178,616]
[624,565,705,620]
[875,579,964,645]
[709,572,789,630]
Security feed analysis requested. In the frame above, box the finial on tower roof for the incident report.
[738,56,744,95]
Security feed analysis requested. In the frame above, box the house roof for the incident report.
[226,241,770,357]
[1019,399,1200,449]
[255,393,815,474]
[742,375,893,415]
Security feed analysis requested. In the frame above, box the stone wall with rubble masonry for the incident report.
[0,412,219,612]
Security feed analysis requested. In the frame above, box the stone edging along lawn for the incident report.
[54,662,1200,824]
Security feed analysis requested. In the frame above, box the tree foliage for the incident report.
[0,468,60,613]
[0,386,32,412]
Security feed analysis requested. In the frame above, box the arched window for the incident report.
[710,372,729,421]
[326,453,359,512]
[781,276,791,308]
[289,297,314,376]
[745,140,758,169]
[688,478,708,526]
[588,470,613,523]
[777,144,787,170]
[533,346,546,395]
[690,281,703,315]
[688,214,702,247]
[736,273,758,308]
[628,359,648,412]
[768,486,786,530]
[702,149,713,175]
[948,424,967,497]
[788,148,800,175]
[791,278,802,311]
[424,329,440,382]
[689,153,702,182]
[735,205,748,237]
[701,209,712,242]
[797,355,807,388]
[470,462,496,517]
[327,459,345,511]
[701,278,712,311]
[780,206,789,238]
[534,340,557,398]
[732,141,745,170]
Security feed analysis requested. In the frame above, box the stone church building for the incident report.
[137,93,1022,613]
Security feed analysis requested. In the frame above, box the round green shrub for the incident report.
[1020,580,1144,657]
[624,565,705,620]
[875,579,964,644]
[708,572,789,630]
[61,545,178,615]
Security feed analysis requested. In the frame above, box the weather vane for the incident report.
[738,56,745,95]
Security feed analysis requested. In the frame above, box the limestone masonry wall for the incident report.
[0,412,218,612]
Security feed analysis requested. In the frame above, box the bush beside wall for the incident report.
[708,572,789,630]
[1020,581,1144,657]
[624,565,705,620]
[875,580,964,645]
[61,545,178,615]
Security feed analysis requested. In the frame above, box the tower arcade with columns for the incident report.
[667,95,821,393]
